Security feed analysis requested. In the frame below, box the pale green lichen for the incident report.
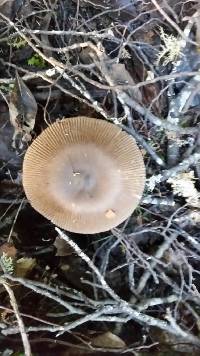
[156,27,182,65]
[168,171,200,208]
[0,253,14,274]
[8,35,27,49]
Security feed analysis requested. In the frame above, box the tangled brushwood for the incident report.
[0,0,200,355]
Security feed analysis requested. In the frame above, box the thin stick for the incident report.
[55,228,121,302]
[151,0,197,46]
[7,199,24,243]
[147,152,200,190]
[0,278,31,356]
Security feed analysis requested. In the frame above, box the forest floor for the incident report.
[0,0,200,355]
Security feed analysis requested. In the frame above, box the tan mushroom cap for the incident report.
[23,117,146,234]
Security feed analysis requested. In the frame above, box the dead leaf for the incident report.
[0,243,17,259]
[106,63,142,103]
[91,331,126,349]
[15,257,36,277]
[54,236,73,257]
[9,71,37,148]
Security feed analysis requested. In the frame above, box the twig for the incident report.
[121,124,165,167]
[56,228,121,302]
[123,94,197,135]
[136,295,179,311]
[55,229,200,345]
[4,275,85,315]
[0,13,111,121]
[147,152,200,190]
[141,196,175,206]
[0,305,60,327]
[136,233,178,294]
[7,199,24,243]
[92,49,165,166]
[21,29,112,37]
[151,0,197,46]
[1,12,199,134]
[0,278,31,356]
[165,308,191,338]
[166,15,198,166]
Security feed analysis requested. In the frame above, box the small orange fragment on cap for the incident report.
[105,209,116,219]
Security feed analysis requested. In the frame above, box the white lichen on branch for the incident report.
[157,27,182,65]
[168,171,200,208]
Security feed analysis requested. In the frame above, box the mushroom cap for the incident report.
[23,117,145,234]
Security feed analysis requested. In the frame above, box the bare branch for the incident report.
[0,278,31,356]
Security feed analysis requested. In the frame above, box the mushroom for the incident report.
[23,117,145,234]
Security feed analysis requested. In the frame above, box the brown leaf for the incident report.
[15,257,36,278]
[106,63,142,103]
[54,236,73,257]
[91,331,126,349]
[0,243,17,259]
[9,71,37,148]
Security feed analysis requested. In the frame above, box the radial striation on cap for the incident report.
[23,117,146,233]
